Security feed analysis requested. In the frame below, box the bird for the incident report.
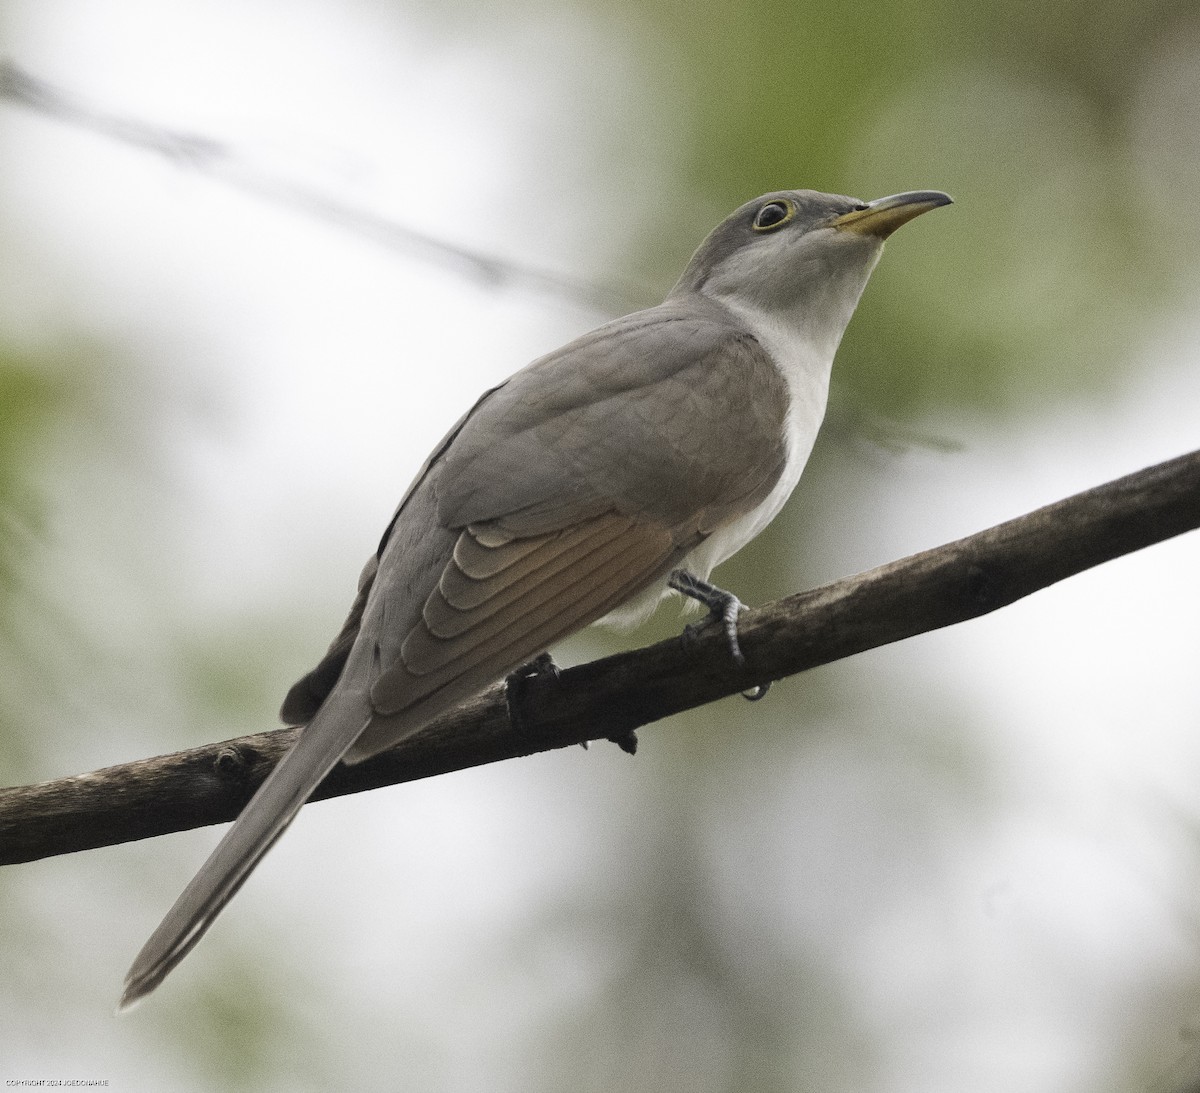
[119,186,952,1009]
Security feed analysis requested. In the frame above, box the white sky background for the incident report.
[2,2,1200,1091]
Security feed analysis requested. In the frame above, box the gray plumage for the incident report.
[120,187,950,1009]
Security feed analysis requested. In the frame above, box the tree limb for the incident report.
[3,448,1199,866]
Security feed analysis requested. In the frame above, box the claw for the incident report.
[505,652,561,731]
[668,569,746,666]
[522,652,560,682]
[606,729,639,755]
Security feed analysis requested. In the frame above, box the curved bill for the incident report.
[833,190,953,239]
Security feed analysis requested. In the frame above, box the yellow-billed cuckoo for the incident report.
[120,187,951,1008]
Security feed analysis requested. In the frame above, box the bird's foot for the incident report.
[669,569,747,666]
[505,652,560,733]
[669,569,772,702]
[506,654,637,753]
[579,729,639,754]
[601,729,639,754]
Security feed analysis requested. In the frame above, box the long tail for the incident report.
[118,689,367,1011]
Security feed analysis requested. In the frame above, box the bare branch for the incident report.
[0,59,651,315]
[2,448,1198,866]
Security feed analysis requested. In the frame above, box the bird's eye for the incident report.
[752,200,794,231]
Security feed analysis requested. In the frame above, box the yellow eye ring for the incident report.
[752,199,795,232]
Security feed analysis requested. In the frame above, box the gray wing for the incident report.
[288,295,790,741]
[349,296,791,754]
[279,381,508,726]
[436,296,791,533]
[120,297,788,1007]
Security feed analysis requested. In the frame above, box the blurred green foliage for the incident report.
[0,348,69,598]
[578,0,1198,415]
[0,344,84,770]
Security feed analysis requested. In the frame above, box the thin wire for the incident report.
[0,59,654,317]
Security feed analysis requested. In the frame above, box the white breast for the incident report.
[680,298,838,580]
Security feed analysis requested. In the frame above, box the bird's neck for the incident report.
[703,256,878,481]
[703,248,878,376]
